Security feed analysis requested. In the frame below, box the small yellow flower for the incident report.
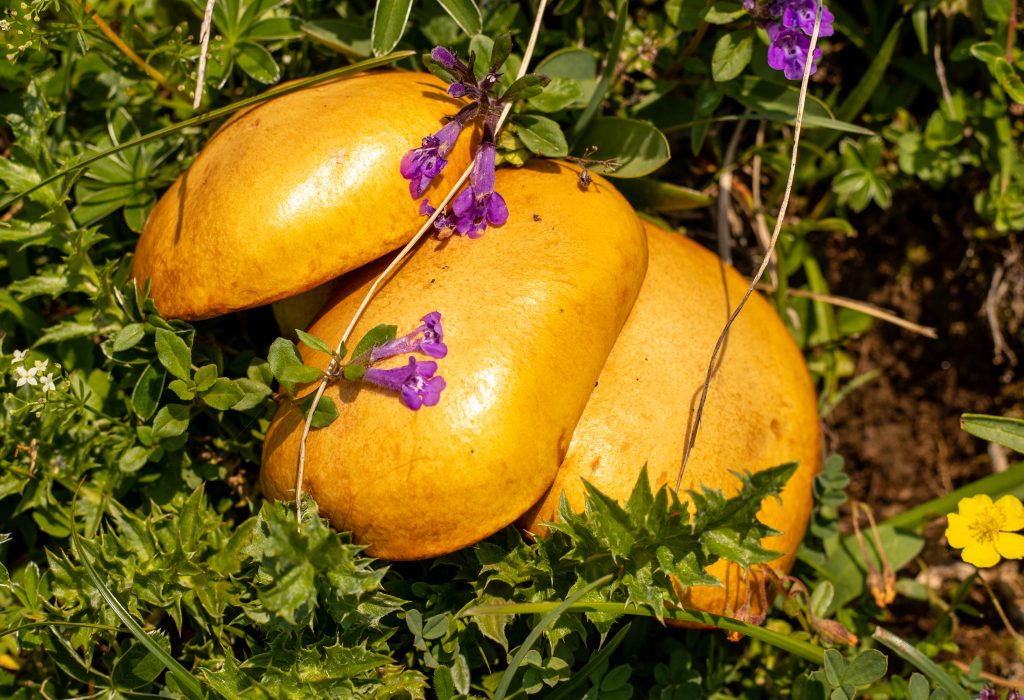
[945,494,1024,568]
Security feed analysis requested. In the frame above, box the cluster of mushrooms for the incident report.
[132,70,821,618]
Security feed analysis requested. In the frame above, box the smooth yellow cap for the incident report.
[261,161,648,560]
[132,71,475,320]
[520,220,822,620]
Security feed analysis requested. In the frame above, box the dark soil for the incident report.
[816,188,1024,679]
[821,191,1024,518]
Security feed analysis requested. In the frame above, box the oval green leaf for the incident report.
[515,114,569,157]
[371,0,414,56]
[236,41,281,84]
[436,0,482,36]
[575,117,671,178]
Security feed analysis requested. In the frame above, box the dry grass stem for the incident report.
[194,0,217,109]
[757,284,939,338]
[84,3,179,97]
[294,0,551,528]
[676,2,824,491]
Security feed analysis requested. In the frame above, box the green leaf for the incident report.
[343,364,367,381]
[719,77,875,135]
[278,364,323,384]
[569,0,627,141]
[295,329,334,356]
[527,77,584,112]
[152,404,190,439]
[112,323,146,353]
[961,413,1024,453]
[515,114,569,157]
[823,649,847,687]
[352,324,399,359]
[193,363,218,392]
[118,446,150,473]
[70,500,207,700]
[131,363,165,421]
[201,377,246,410]
[711,30,753,82]
[371,0,414,56]
[576,117,671,178]
[111,637,169,689]
[154,329,192,381]
[614,179,712,211]
[301,20,372,58]
[436,0,482,36]
[536,48,597,106]
[843,650,888,686]
[298,394,340,428]
[490,32,514,72]
[502,75,551,102]
[236,41,281,84]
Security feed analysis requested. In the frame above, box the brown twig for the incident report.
[977,572,1022,641]
[951,660,1024,689]
[933,42,957,119]
[83,3,179,97]
[756,283,939,338]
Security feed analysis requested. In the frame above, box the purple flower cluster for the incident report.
[400,46,510,239]
[744,0,834,80]
[351,312,449,410]
[978,691,1022,700]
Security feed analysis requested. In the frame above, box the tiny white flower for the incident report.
[12,349,27,364]
[40,373,56,393]
[14,366,37,387]
[33,360,48,373]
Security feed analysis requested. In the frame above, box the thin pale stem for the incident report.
[676,2,823,492]
[193,0,217,109]
[756,283,939,338]
[294,0,551,528]
[978,572,1022,640]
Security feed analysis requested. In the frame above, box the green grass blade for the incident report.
[491,574,614,700]
[0,621,122,640]
[880,462,1024,530]
[569,0,627,144]
[544,622,631,700]
[872,627,971,700]
[0,52,414,211]
[468,600,826,665]
[70,491,210,700]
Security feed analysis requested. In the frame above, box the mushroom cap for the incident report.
[260,161,648,560]
[519,220,822,620]
[132,71,475,320]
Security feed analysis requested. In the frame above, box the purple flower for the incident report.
[781,0,834,37]
[767,23,821,80]
[977,691,998,700]
[448,82,467,98]
[370,312,448,362]
[449,142,508,238]
[400,120,464,198]
[431,46,458,70]
[364,357,446,410]
[419,198,456,232]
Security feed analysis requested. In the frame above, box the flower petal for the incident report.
[995,495,1024,531]
[961,542,1001,568]
[945,513,973,549]
[994,532,1024,560]
[958,494,993,520]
